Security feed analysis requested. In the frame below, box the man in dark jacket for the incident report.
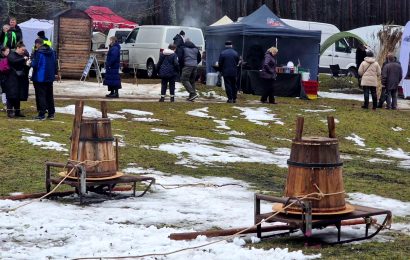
[218,41,239,103]
[31,39,56,120]
[181,38,201,101]
[104,36,122,98]
[0,17,23,47]
[1,24,18,50]
[382,53,402,110]
[173,30,185,79]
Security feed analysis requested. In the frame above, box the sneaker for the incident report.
[47,114,55,120]
[188,94,198,101]
[170,96,175,102]
[14,113,26,118]
[34,115,46,120]
[105,92,114,97]
[159,97,165,102]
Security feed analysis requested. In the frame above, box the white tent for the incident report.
[210,15,234,26]
[19,18,54,54]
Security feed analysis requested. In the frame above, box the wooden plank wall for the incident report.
[58,18,91,78]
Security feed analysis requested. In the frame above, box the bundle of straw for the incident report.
[377,24,403,65]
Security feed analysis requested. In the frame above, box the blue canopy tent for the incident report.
[205,5,321,97]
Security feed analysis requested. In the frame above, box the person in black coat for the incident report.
[157,44,179,102]
[218,41,239,103]
[173,30,185,78]
[260,47,278,104]
[0,17,23,48]
[5,42,30,118]
[104,36,122,98]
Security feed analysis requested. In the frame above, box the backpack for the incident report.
[0,57,10,73]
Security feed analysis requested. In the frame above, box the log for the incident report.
[70,101,84,162]
[295,117,304,141]
[327,116,336,138]
[169,225,292,241]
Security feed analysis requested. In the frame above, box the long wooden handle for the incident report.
[101,101,108,118]
[327,116,336,138]
[70,100,84,161]
[295,117,304,141]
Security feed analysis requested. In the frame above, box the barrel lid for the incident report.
[293,136,338,144]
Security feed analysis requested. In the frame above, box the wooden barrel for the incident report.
[69,118,117,178]
[283,117,347,214]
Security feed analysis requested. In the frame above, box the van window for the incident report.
[125,29,139,43]
[115,31,131,44]
[165,29,204,47]
[335,39,350,53]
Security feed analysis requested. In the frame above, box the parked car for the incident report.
[121,25,205,78]
[105,28,132,48]
[283,19,357,76]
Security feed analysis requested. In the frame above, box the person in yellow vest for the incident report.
[37,31,52,47]
[1,25,18,50]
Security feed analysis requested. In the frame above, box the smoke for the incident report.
[181,15,203,28]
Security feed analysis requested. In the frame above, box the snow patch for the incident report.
[348,193,410,217]
[303,109,336,113]
[118,109,153,116]
[186,107,215,119]
[55,105,125,119]
[146,136,290,168]
[20,128,67,152]
[392,127,404,132]
[234,107,284,126]
[345,134,366,147]
[151,128,175,134]
[375,148,410,169]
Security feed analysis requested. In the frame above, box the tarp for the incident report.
[400,21,410,98]
[19,18,54,54]
[320,32,365,55]
[85,6,137,31]
[210,16,233,26]
[205,5,321,96]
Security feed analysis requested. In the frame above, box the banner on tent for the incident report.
[399,21,410,98]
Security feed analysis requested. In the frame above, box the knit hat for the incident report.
[37,30,45,38]
[225,40,232,46]
[179,30,185,36]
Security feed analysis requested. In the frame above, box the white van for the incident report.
[282,19,357,76]
[105,28,132,48]
[121,25,205,77]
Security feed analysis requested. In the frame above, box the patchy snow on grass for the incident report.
[303,109,336,113]
[132,117,161,122]
[146,136,290,168]
[0,170,320,260]
[375,148,410,169]
[113,134,126,147]
[20,128,68,152]
[320,118,340,125]
[216,130,246,136]
[118,109,153,116]
[348,193,410,217]
[186,107,215,119]
[368,158,394,164]
[345,133,366,147]
[234,107,284,126]
[392,127,404,132]
[55,105,125,119]
[214,119,230,130]
[151,128,175,134]
[318,92,363,101]
[201,91,226,100]
[272,137,292,142]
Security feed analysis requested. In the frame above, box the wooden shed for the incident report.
[54,9,92,78]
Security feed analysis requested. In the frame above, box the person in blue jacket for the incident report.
[31,38,56,120]
[104,36,121,98]
[157,44,179,102]
[218,41,239,103]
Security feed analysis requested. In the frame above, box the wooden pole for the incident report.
[101,101,108,118]
[70,100,84,161]
[295,117,304,141]
[327,116,336,138]
[115,137,119,171]
[169,225,292,241]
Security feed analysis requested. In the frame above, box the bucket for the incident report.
[280,117,351,214]
[71,118,117,178]
[206,73,218,86]
[301,72,310,81]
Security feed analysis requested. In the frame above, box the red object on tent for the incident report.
[85,6,137,31]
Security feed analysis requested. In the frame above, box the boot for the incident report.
[14,109,25,117]
[112,89,119,98]
[159,96,165,102]
[106,90,114,97]
[170,96,175,102]
[7,109,14,118]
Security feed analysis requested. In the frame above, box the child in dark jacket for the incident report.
[157,44,179,102]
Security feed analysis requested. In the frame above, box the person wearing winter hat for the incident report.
[157,44,179,102]
[37,30,52,47]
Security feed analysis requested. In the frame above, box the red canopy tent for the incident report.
[85,6,137,31]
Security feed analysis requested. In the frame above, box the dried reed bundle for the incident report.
[377,24,403,65]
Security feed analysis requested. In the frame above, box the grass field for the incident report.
[0,81,409,259]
